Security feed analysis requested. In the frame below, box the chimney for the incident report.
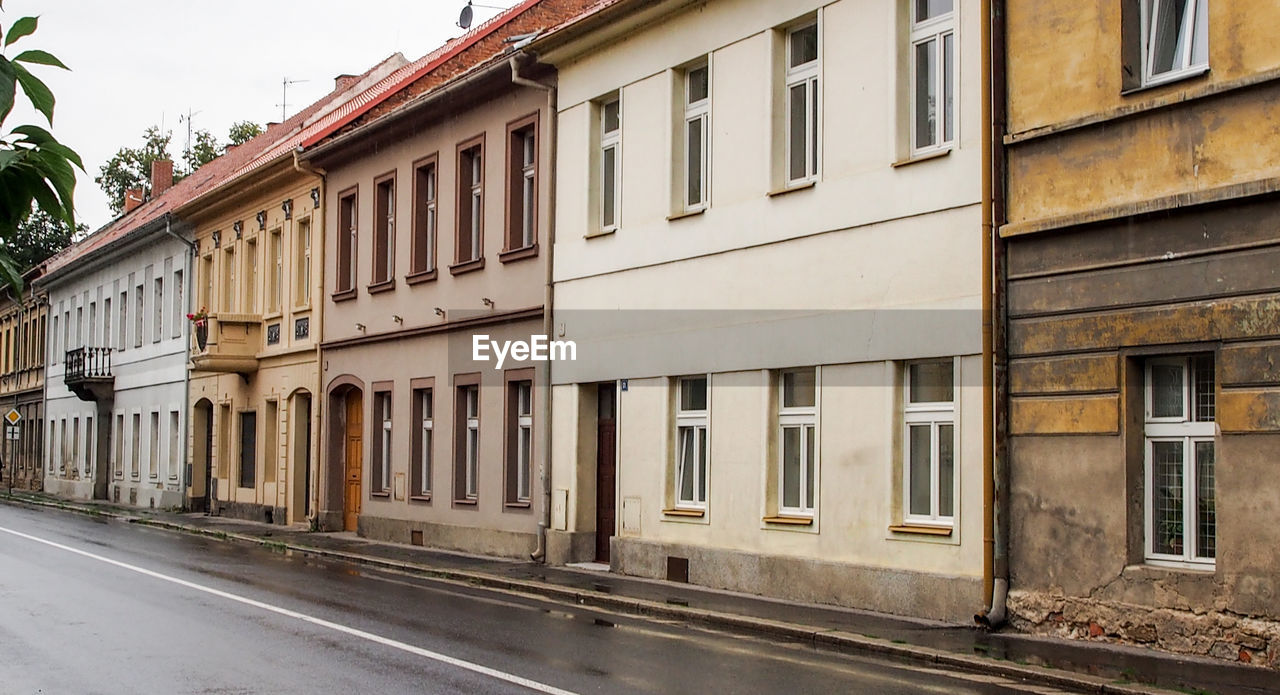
[335,74,359,92]
[123,187,144,214]
[150,158,174,197]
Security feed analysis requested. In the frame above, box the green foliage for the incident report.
[6,205,84,270]
[0,7,83,291]
[95,125,174,215]
[227,120,263,146]
[182,128,220,174]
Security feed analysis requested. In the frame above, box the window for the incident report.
[785,21,819,184]
[337,189,357,294]
[778,368,817,516]
[239,410,256,489]
[674,375,709,509]
[244,237,258,313]
[373,174,395,285]
[454,378,480,501]
[904,360,955,526]
[59,418,67,473]
[598,96,621,232]
[131,413,140,478]
[222,247,236,313]
[149,411,159,478]
[118,292,127,350]
[134,285,143,348]
[1138,0,1209,87]
[268,228,282,312]
[1144,355,1215,566]
[506,117,538,252]
[153,277,163,343]
[114,413,124,478]
[294,218,312,306]
[71,417,79,476]
[51,314,58,361]
[411,384,434,498]
[84,416,93,479]
[88,302,97,346]
[373,389,392,495]
[263,400,277,485]
[172,270,184,338]
[506,377,533,504]
[910,0,955,153]
[682,63,710,211]
[75,305,82,348]
[169,411,180,478]
[456,139,484,265]
[411,158,438,277]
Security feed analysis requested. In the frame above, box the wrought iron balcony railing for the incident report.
[65,346,113,382]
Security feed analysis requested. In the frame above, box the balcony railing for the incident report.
[65,346,113,382]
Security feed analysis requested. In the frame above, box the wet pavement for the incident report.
[2,493,1277,694]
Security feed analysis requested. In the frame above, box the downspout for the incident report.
[294,149,326,527]
[976,0,1009,629]
[510,50,556,562]
[163,213,196,508]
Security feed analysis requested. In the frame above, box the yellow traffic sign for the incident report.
[4,408,20,426]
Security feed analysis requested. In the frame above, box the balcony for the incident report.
[64,347,114,402]
[190,313,262,375]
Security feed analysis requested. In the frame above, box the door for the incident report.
[343,390,363,532]
[595,383,617,563]
[202,408,214,512]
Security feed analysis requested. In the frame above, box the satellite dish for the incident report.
[458,3,474,29]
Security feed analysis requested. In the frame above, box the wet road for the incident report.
[0,503,1076,694]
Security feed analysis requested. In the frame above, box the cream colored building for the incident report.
[534,0,992,621]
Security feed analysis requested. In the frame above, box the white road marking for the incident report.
[0,524,579,695]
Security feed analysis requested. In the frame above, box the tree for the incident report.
[95,125,175,216]
[0,6,83,291]
[228,120,263,146]
[182,128,220,173]
[7,205,83,270]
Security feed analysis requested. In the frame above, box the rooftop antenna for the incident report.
[457,1,507,29]
[277,77,310,121]
[177,108,203,153]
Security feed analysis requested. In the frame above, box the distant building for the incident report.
[0,265,48,491]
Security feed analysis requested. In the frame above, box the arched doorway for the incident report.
[327,379,364,533]
[191,399,214,513]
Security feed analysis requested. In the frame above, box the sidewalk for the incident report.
[3,490,1274,695]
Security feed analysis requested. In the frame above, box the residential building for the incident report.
[303,0,592,553]
[0,265,48,492]
[179,56,406,524]
[533,0,994,621]
[39,160,191,508]
[1004,0,1280,665]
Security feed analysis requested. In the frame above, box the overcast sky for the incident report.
[3,0,519,231]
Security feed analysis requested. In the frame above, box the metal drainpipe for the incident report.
[510,51,556,562]
[163,213,196,508]
[976,0,1009,629]
[294,150,326,528]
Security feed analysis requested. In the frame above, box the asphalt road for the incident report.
[0,503,1077,695]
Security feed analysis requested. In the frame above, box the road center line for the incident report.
[0,524,579,695]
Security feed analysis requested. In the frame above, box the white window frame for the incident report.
[785,21,820,185]
[674,375,710,510]
[1140,0,1209,88]
[1144,356,1215,568]
[682,61,711,212]
[464,385,479,500]
[909,1,956,155]
[777,367,818,517]
[378,392,392,494]
[516,381,533,503]
[599,95,622,233]
[295,218,312,309]
[418,389,433,497]
[423,168,437,271]
[467,149,483,262]
[268,228,283,313]
[153,277,163,343]
[903,359,956,527]
[520,131,536,248]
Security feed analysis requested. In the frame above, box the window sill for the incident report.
[449,258,485,276]
[1120,65,1210,96]
[453,497,478,507]
[666,207,706,222]
[367,279,396,295]
[292,303,312,313]
[662,507,705,518]
[331,288,357,303]
[405,269,437,286]
[767,180,816,198]
[888,524,953,537]
[892,148,952,168]
[504,500,532,509]
[410,494,432,503]
[1139,559,1216,573]
[763,515,813,526]
[498,244,539,263]
[585,228,616,240]
[371,491,391,499]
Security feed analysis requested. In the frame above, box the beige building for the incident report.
[0,266,47,492]
[304,0,594,552]
[534,0,996,621]
[1004,0,1280,666]
[180,59,406,523]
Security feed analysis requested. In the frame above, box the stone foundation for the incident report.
[358,515,537,560]
[1008,590,1280,668]
[215,500,287,525]
[545,529,595,565]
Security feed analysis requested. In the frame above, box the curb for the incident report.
[2,493,1169,695]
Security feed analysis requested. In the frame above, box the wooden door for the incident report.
[343,390,363,532]
[595,384,617,563]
